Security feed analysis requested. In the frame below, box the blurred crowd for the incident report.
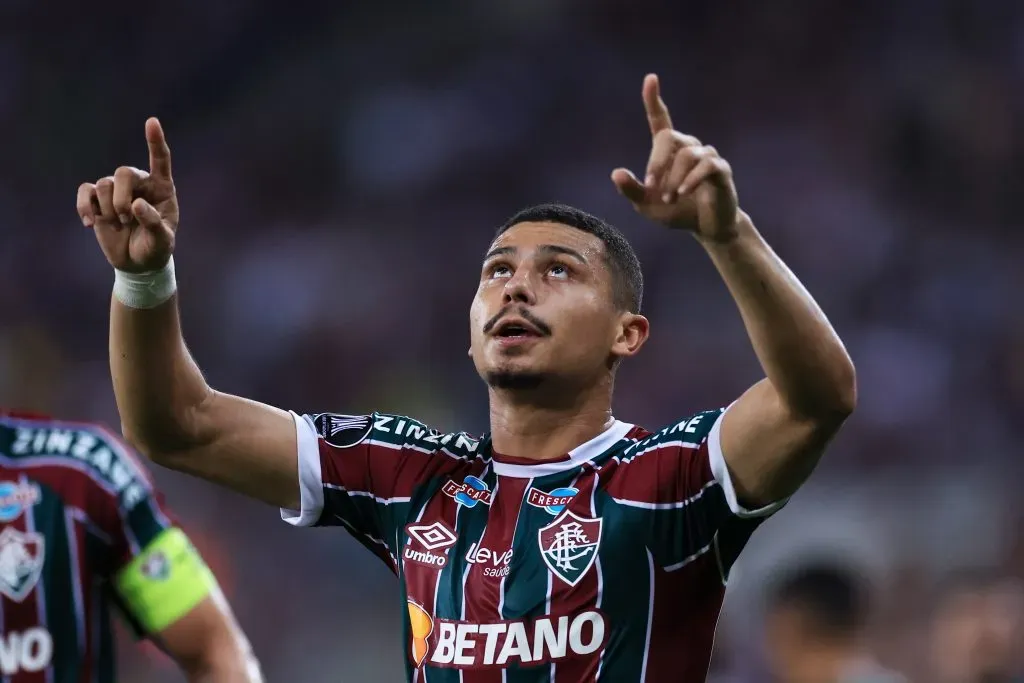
[1,0,1023,680]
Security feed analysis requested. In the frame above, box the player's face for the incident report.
[763,607,835,683]
[469,221,648,390]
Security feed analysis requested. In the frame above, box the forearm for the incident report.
[185,650,262,683]
[110,293,214,456]
[186,652,262,683]
[702,213,856,419]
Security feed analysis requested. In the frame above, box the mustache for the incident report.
[482,307,552,336]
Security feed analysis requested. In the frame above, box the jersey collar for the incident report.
[490,419,634,478]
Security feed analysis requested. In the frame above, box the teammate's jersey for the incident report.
[282,407,786,682]
[0,411,213,682]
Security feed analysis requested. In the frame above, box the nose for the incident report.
[502,269,537,306]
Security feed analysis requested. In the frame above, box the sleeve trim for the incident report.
[707,405,788,519]
[280,411,325,527]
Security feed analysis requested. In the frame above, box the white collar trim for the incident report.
[491,419,634,478]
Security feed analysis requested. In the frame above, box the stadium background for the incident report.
[1,0,1023,680]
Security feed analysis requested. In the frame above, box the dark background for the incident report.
[1,0,1022,679]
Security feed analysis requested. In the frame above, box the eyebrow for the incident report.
[483,244,589,264]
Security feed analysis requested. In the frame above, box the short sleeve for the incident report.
[280,412,327,528]
[280,410,478,573]
[706,405,788,518]
[605,407,786,582]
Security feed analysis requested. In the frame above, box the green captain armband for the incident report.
[113,527,217,634]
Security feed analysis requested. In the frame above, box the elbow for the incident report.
[791,354,857,426]
[834,355,858,418]
[119,423,163,464]
[817,355,857,423]
[119,422,182,468]
[119,391,215,468]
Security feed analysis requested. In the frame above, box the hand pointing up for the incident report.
[612,74,741,243]
[77,118,180,272]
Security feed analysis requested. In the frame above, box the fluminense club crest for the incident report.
[537,509,602,587]
[0,527,45,602]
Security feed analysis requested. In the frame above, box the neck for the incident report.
[487,377,615,461]
[786,643,875,683]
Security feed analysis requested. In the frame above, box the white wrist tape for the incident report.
[113,257,177,309]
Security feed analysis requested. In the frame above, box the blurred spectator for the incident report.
[928,570,1024,683]
[763,561,906,683]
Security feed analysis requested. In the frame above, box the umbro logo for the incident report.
[407,522,458,551]
[404,521,458,569]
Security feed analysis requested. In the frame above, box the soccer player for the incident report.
[0,409,261,682]
[76,73,857,681]
[763,561,906,683]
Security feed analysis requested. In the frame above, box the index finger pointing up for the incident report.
[642,73,673,136]
[145,117,173,181]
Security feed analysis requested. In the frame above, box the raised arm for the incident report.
[77,118,299,509]
[612,74,856,508]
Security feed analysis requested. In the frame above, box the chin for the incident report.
[484,369,547,390]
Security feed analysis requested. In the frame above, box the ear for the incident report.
[610,313,649,359]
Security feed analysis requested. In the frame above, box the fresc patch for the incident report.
[442,476,492,508]
[0,481,41,523]
[527,486,577,515]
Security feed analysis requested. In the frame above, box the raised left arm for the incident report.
[612,73,856,508]
[702,214,855,507]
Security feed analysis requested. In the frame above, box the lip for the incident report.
[490,317,544,338]
[493,334,542,349]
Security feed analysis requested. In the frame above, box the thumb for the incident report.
[132,197,163,229]
[132,198,174,252]
[611,168,647,204]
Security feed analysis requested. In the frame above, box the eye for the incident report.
[488,263,512,279]
[548,263,570,279]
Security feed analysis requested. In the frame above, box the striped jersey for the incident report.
[0,411,175,682]
[281,407,785,682]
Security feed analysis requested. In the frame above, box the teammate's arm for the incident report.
[76,118,299,509]
[88,425,262,682]
[612,74,856,508]
[113,527,261,682]
[149,593,261,682]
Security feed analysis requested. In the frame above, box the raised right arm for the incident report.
[79,117,299,509]
[110,293,299,509]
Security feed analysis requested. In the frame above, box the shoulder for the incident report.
[302,411,485,460]
[619,408,724,460]
[0,413,155,510]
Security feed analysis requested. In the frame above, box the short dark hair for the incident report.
[494,203,643,313]
[767,562,868,639]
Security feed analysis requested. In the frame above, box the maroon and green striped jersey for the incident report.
[0,411,175,682]
[281,407,785,682]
